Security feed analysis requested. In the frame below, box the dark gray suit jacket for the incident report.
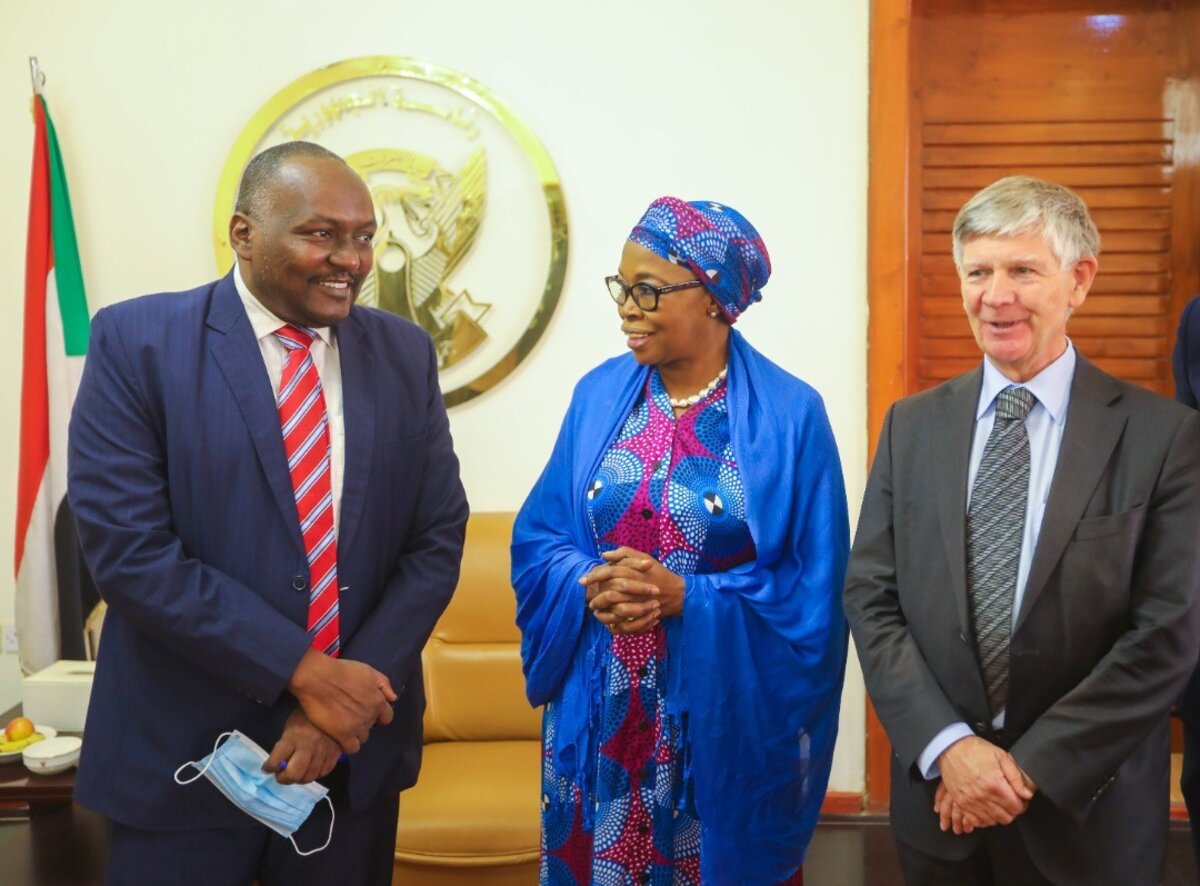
[845,354,1200,885]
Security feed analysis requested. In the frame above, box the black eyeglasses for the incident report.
[605,275,704,312]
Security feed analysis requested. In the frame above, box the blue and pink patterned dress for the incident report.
[540,369,774,886]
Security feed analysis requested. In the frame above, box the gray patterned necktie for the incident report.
[966,386,1036,717]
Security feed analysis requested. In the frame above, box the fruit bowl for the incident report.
[22,736,82,775]
[0,725,57,763]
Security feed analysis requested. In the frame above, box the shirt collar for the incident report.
[232,263,335,350]
[976,341,1075,424]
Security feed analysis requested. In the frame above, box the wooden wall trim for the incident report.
[820,791,867,816]
[868,0,913,443]
[865,0,914,812]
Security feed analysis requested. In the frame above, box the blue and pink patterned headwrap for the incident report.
[628,196,771,322]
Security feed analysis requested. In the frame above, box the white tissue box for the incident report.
[22,659,95,732]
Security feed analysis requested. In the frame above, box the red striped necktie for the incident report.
[274,324,340,657]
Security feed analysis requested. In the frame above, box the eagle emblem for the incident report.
[348,147,489,369]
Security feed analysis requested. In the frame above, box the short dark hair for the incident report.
[234,141,347,218]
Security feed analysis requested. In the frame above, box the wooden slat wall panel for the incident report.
[923,186,1172,210]
[925,120,1175,144]
[925,165,1173,189]
[922,207,1173,233]
[924,143,1173,167]
[917,118,1175,395]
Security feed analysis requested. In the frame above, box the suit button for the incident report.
[959,632,968,644]
[1092,774,1116,801]
[973,721,987,733]
[292,576,308,592]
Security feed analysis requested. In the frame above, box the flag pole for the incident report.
[29,57,44,97]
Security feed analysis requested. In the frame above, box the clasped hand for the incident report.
[580,547,685,636]
[934,735,1036,834]
[265,652,396,784]
[286,648,396,757]
[264,707,342,784]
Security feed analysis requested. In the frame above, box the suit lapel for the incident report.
[206,275,305,557]
[934,368,983,638]
[335,311,375,554]
[1014,356,1125,633]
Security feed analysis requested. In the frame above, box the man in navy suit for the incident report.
[1173,292,1200,875]
[67,141,468,884]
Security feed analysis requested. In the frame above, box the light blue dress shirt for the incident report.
[917,343,1077,779]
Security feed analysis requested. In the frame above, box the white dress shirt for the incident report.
[917,343,1077,779]
[233,263,345,532]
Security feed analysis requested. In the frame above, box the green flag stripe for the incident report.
[41,96,89,356]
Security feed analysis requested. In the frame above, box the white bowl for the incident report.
[23,735,81,775]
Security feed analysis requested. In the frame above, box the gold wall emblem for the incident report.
[213,56,568,407]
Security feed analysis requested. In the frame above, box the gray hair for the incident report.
[951,176,1100,271]
[235,141,348,219]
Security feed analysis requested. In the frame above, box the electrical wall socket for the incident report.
[1,624,18,654]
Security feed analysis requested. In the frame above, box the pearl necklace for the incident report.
[668,367,727,408]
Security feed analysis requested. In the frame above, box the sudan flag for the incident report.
[16,94,92,674]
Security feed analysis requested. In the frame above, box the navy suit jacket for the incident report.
[67,273,468,830]
[1173,293,1200,724]
[1174,294,1200,413]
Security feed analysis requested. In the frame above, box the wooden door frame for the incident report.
[865,0,913,812]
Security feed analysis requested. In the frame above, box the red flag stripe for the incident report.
[15,98,53,575]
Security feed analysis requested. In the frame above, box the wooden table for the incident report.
[0,803,106,884]
[0,762,75,813]
[0,706,105,882]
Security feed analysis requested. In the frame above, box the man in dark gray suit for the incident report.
[845,175,1200,885]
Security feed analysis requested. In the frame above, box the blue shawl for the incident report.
[512,330,849,884]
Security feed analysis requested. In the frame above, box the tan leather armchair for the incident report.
[393,512,541,885]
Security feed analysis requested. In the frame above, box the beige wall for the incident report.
[0,0,870,791]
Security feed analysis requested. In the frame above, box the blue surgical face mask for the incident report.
[174,731,334,855]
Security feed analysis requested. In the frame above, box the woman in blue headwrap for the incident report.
[512,197,849,885]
